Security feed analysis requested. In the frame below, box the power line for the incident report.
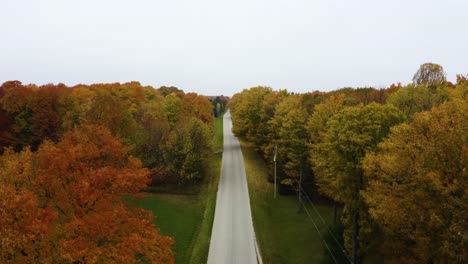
[298,198,339,264]
[274,154,350,263]
[292,177,353,264]
[294,177,351,262]
[274,152,353,264]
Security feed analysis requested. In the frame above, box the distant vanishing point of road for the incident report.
[207,111,261,264]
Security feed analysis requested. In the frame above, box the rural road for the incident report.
[207,111,261,264]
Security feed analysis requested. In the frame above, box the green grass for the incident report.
[240,139,347,264]
[131,193,201,262]
[188,151,221,263]
[132,114,224,263]
[188,113,224,263]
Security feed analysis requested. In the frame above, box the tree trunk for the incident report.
[352,208,360,264]
[333,202,337,225]
[297,191,304,213]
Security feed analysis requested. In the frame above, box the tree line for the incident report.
[0,81,216,184]
[0,81,218,263]
[228,63,467,263]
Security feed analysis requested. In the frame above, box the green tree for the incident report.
[362,99,467,263]
[162,93,183,126]
[387,83,449,120]
[164,118,213,183]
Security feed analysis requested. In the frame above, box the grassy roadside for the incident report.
[240,139,344,264]
[132,114,223,263]
[131,193,201,262]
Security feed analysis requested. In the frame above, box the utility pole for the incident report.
[274,145,277,199]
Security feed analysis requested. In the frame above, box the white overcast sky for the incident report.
[1,0,467,95]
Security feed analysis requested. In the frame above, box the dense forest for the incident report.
[0,63,465,263]
[228,64,467,263]
[0,81,227,263]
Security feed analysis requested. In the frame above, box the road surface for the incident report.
[207,111,261,264]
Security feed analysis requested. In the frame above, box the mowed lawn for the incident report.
[131,193,201,262]
[131,114,224,264]
[240,139,347,264]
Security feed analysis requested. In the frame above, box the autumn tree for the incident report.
[0,82,38,149]
[452,74,468,100]
[162,93,183,126]
[307,95,346,199]
[362,99,467,263]
[81,88,138,142]
[412,62,447,87]
[229,86,272,138]
[1,80,217,188]
[327,87,389,105]
[0,109,14,152]
[55,82,154,152]
[387,83,450,119]
[0,82,76,151]
[269,94,312,185]
[133,96,170,168]
[0,147,56,263]
[0,125,174,263]
[310,103,405,262]
[157,86,184,97]
[28,84,67,143]
[164,118,213,183]
[254,89,289,159]
[182,93,215,124]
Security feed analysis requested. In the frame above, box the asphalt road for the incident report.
[207,111,261,264]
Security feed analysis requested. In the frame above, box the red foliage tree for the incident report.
[0,125,174,263]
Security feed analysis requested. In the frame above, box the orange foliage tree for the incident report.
[0,125,174,263]
[182,93,215,124]
[0,80,217,185]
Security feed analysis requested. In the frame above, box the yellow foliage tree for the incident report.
[362,99,467,263]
